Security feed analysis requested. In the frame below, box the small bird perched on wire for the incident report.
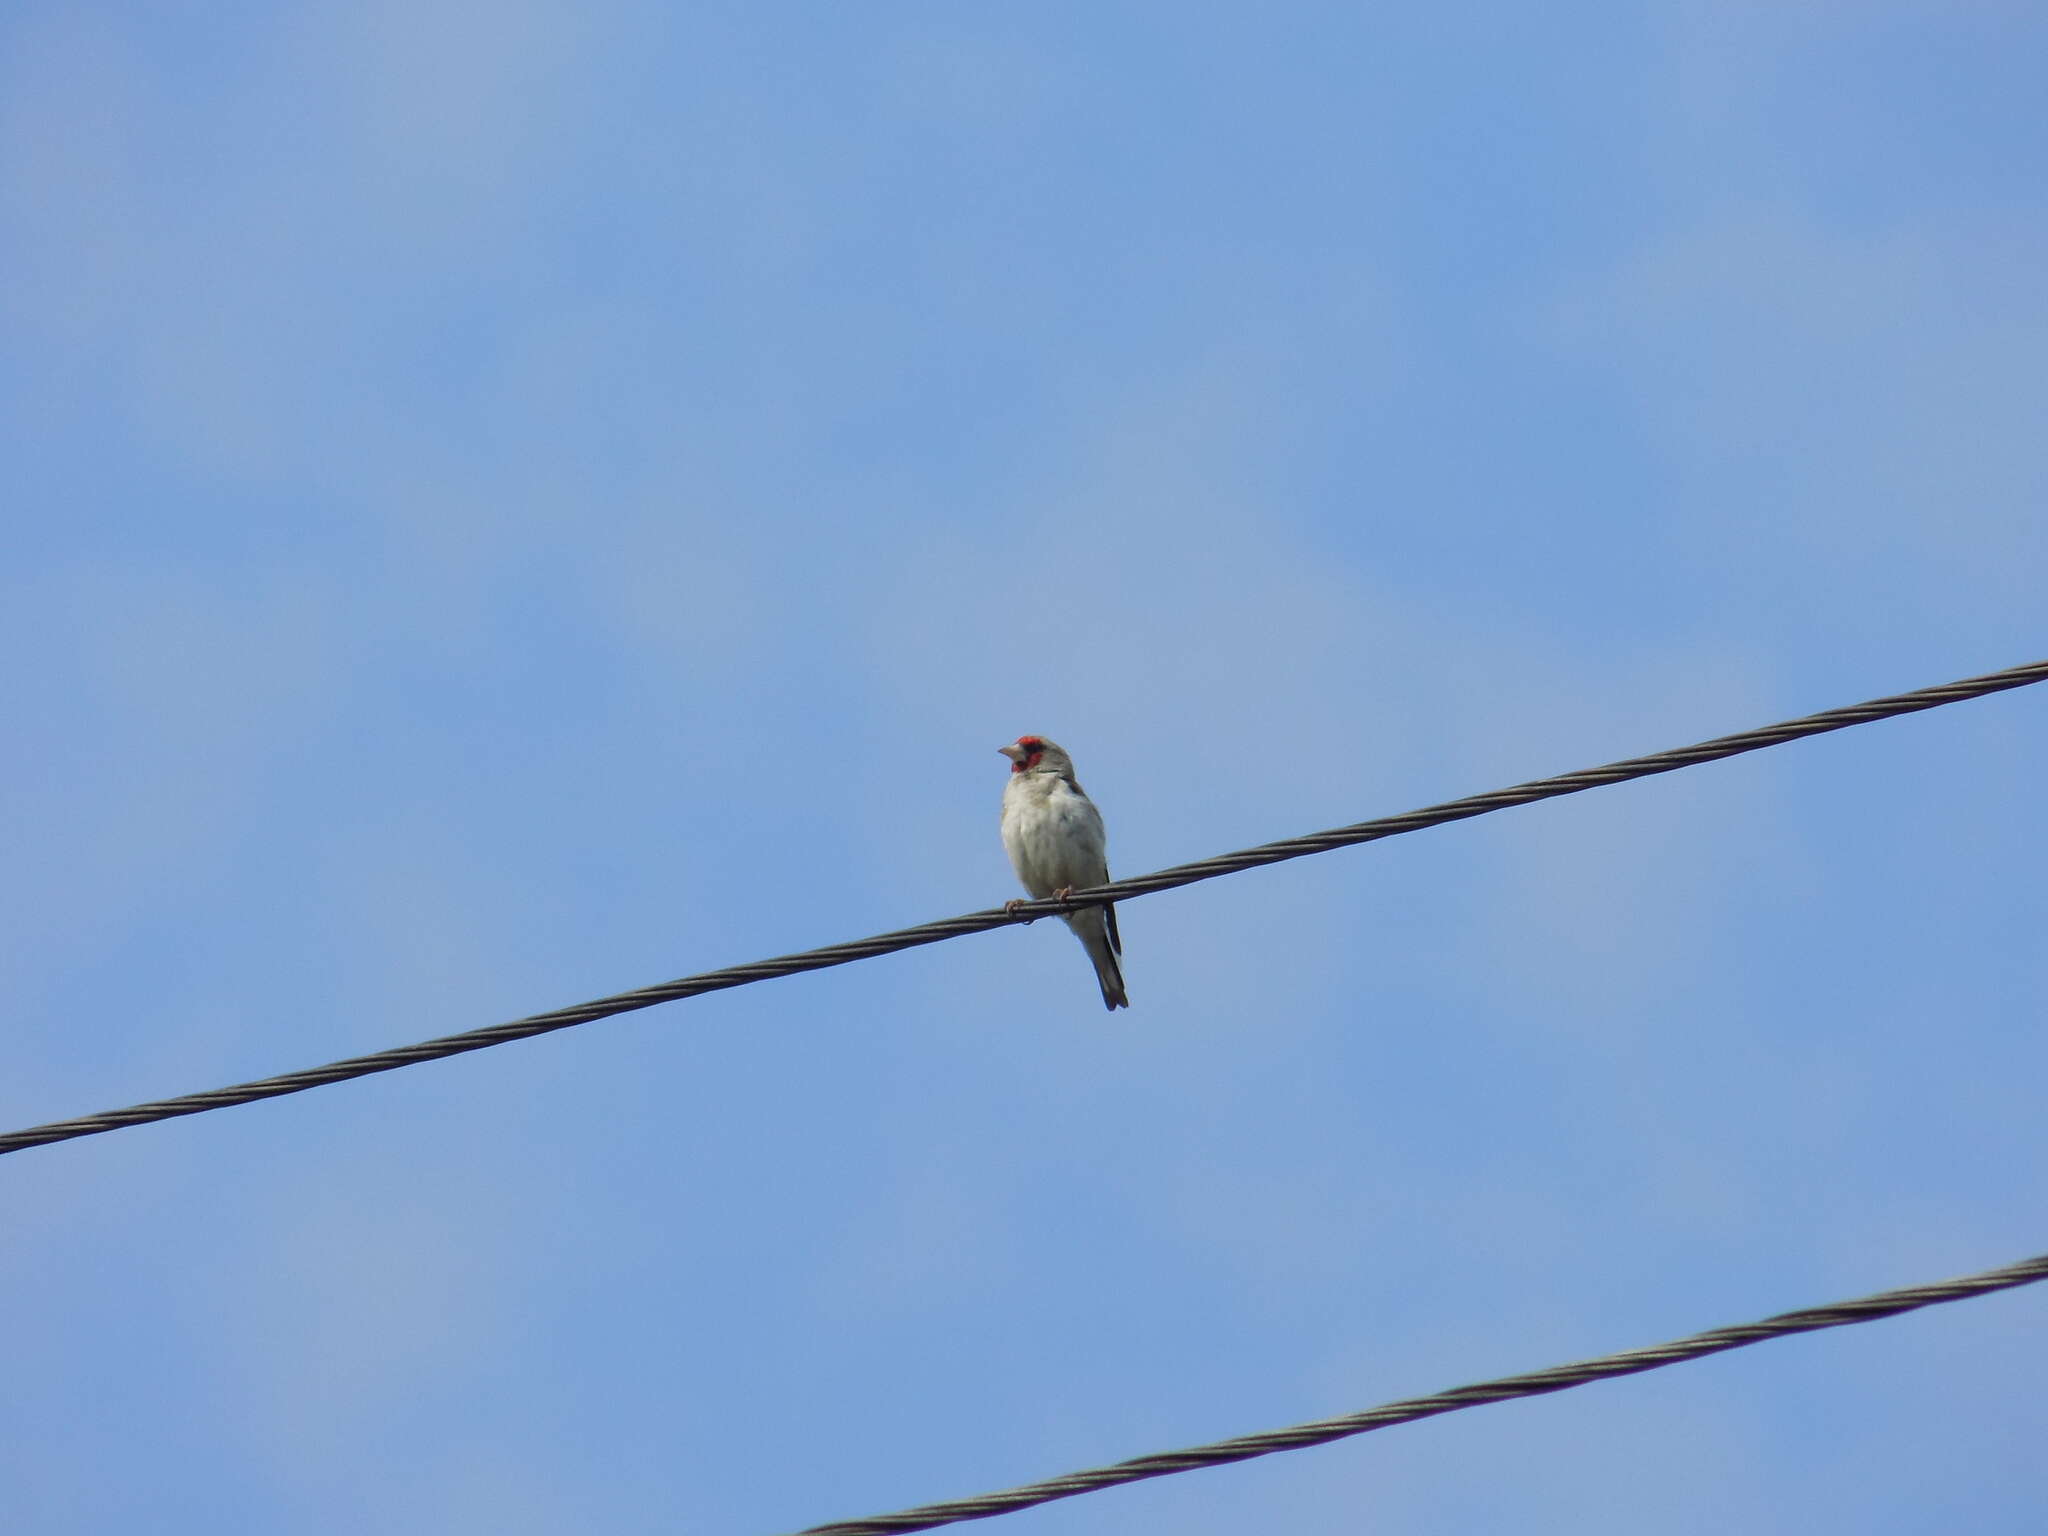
[998,735,1129,1010]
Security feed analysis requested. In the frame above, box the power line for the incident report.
[3,657,2043,1159]
[786,1249,2048,1535]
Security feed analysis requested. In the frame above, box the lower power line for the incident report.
[789,1249,2048,1535]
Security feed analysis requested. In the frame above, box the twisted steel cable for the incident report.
[2,658,2042,1159]
[788,1250,2048,1535]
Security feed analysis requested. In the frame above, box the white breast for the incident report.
[1002,776,1110,898]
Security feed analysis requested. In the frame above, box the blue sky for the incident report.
[3,4,2045,1532]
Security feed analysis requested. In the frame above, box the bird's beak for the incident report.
[997,743,1026,764]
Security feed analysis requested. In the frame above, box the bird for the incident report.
[998,735,1129,1010]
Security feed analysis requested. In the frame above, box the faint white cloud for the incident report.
[0,556,350,1079]
[1625,231,2036,665]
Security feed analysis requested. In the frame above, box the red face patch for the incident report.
[1011,736,1045,773]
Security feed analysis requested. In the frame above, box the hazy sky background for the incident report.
[4,4,2045,1533]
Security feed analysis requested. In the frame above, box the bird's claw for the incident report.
[1004,898,1035,925]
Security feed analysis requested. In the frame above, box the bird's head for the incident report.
[998,735,1065,775]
